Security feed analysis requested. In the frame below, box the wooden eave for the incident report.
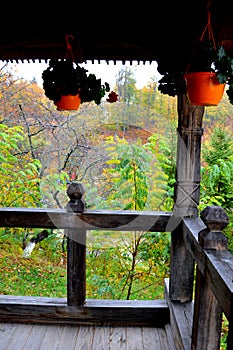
[0,1,232,74]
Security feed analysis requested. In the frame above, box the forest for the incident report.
[1,61,233,307]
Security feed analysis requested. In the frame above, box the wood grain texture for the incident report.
[0,208,171,231]
[164,279,193,350]
[183,217,233,318]
[0,297,169,327]
[0,323,174,350]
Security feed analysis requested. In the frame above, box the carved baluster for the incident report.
[66,182,86,306]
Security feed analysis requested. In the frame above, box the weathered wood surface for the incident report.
[191,206,228,350]
[165,323,177,350]
[169,223,195,302]
[67,230,86,306]
[1,206,232,347]
[0,322,174,350]
[169,99,204,304]
[164,279,193,350]
[0,208,171,231]
[192,268,222,350]
[183,217,233,319]
[173,97,204,218]
[0,296,170,327]
[66,183,87,306]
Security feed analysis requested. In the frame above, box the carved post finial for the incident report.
[66,182,86,213]
[199,205,229,250]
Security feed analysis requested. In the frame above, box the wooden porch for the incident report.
[1,2,233,349]
[0,206,232,349]
[0,292,176,350]
[0,320,175,350]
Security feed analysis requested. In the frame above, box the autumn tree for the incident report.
[86,135,170,300]
[0,124,41,207]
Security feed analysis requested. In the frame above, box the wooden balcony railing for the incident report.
[168,205,233,349]
[0,183,233,349]
[0,205,171,328]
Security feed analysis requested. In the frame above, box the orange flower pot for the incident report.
[55,94,81,111]
[184,72,225,106]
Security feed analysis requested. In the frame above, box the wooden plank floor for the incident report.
[0,323,176,350]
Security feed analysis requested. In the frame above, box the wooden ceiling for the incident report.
[1,1,232,75]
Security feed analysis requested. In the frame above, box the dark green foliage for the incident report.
[42,58,110,104]
[200,126,233,253]
[158,42,233,105]
[144,130,177,211]
[200,126,233,209]
[113,143,152,210]
[157,71,186,97]
[86,231,170,300]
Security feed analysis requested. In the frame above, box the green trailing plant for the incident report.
[158,6,233,105]
[42,58,110,105]
[158,42,233,104]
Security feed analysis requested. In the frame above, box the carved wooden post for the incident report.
[169,95,204,301]
[66,182,86,306]
[173,96,204,218]
[192,205,229,350]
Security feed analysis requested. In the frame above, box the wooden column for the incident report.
[169,95,204,301]
[66,182,86,306]
[174,95,204,218]
[192,205,229,350]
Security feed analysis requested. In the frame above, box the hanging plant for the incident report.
[183,42,226,106]
[42,58,111,110]
[158,4,233,106]
[42,35,114,110]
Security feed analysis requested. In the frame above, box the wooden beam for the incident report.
[0,208,172,232]
[0,296,170,327]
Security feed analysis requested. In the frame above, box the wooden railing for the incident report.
[0,206,171,302]
[168,205,233,350]
[0,194,233,348]
[0,205,171,327]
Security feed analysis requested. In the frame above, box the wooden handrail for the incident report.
[0,204,232,348]
[182,207,233,350]
[183,216,233,319]
[0,206,172,306]
[0,207,172,231]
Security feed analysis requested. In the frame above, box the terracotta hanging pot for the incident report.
[55,94,81,111]
[184,72,225,106]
